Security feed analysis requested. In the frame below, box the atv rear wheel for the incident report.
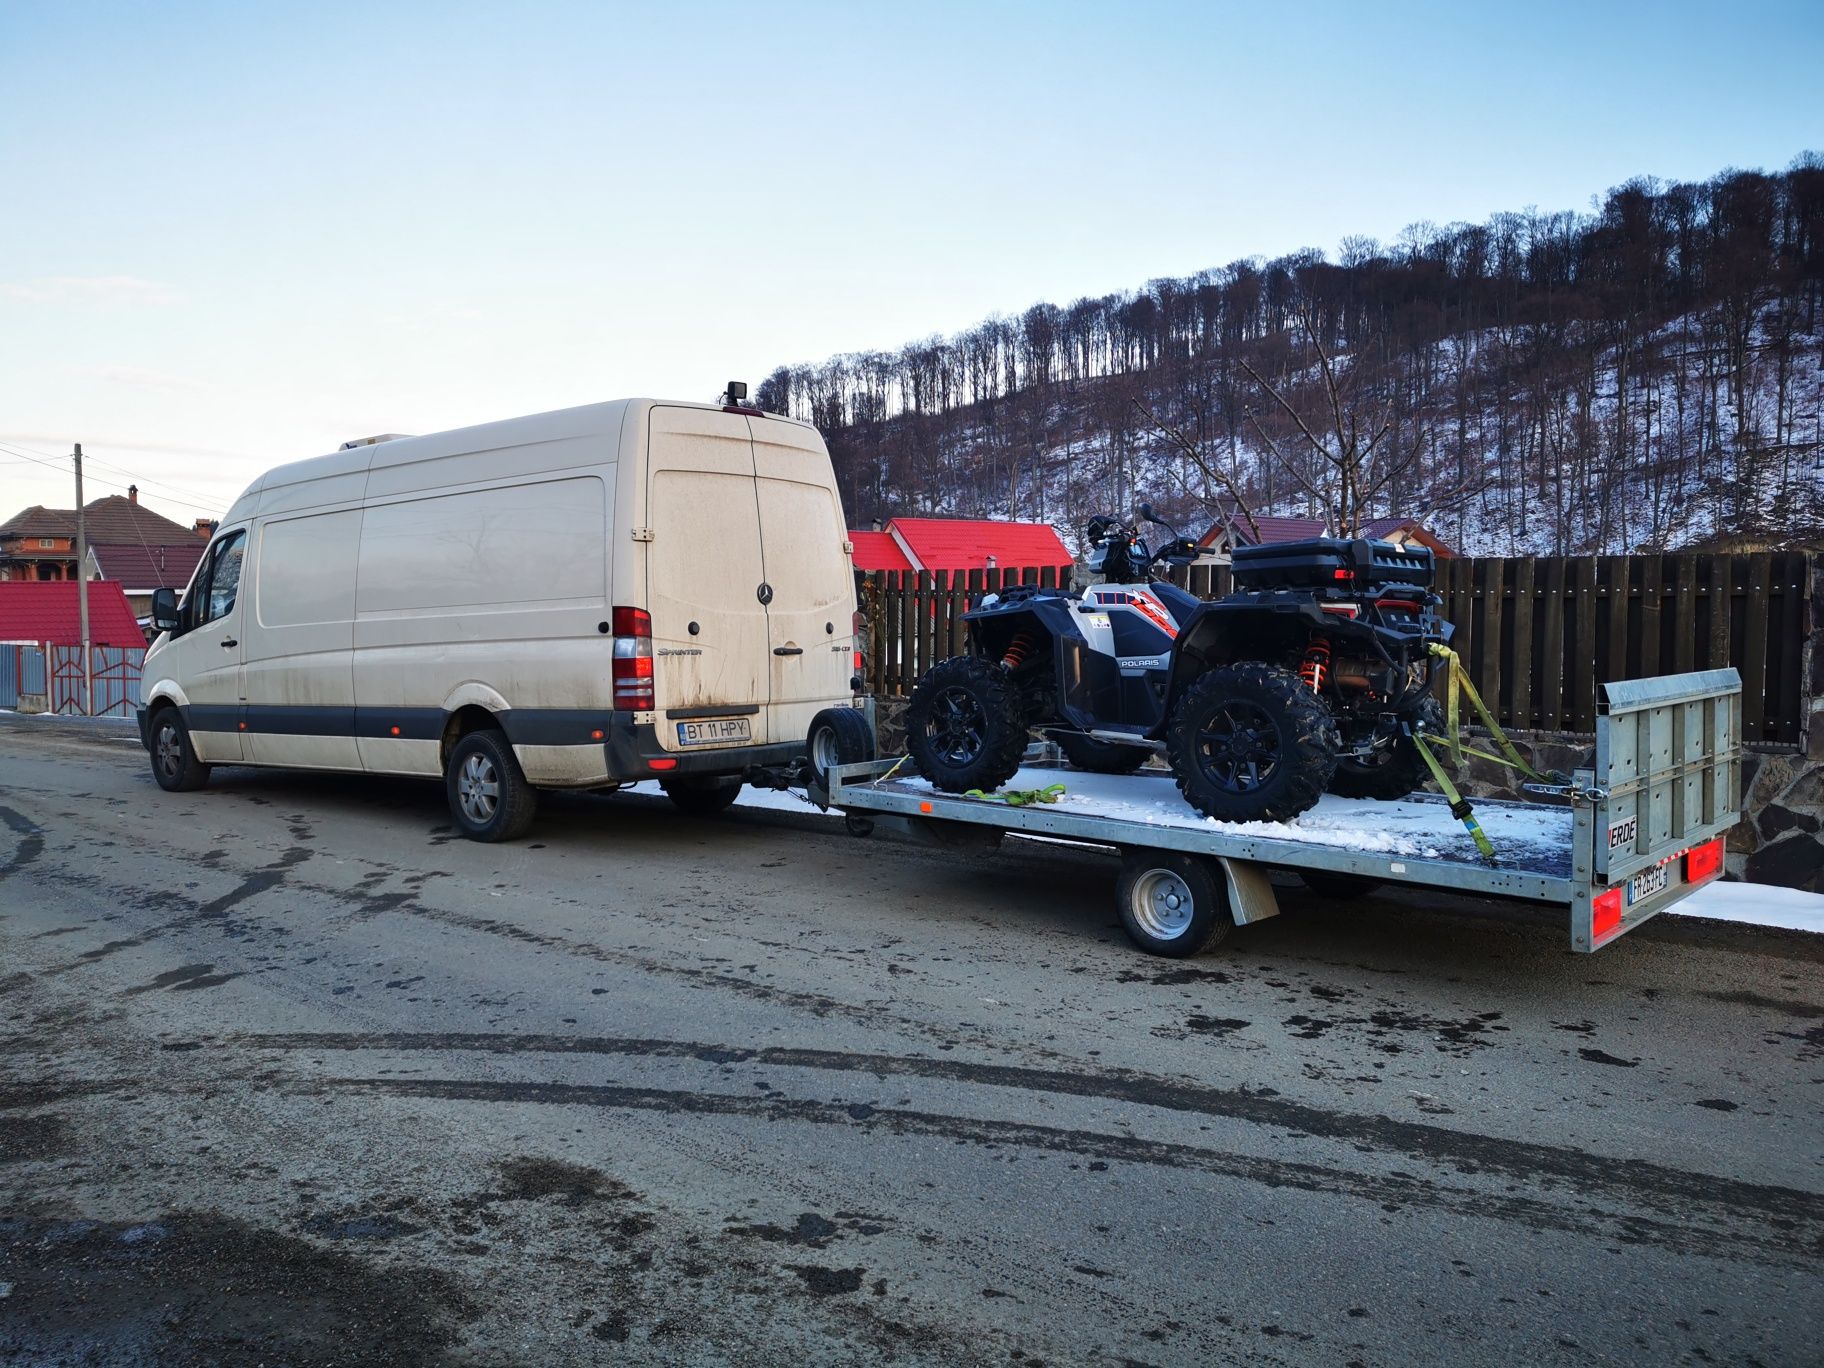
[1166,663,1338,823]
[1328,696,1445,801]
[1056,732,1152,775]
[906,655,1028,794]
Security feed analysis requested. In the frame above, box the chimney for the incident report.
[128,484,138,504]
[194,518,217,539]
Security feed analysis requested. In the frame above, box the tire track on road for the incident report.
[227,1028,1824,1237]
[309,1072,1819,1271]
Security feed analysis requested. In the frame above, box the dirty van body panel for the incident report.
[352,465,615,781]
[155,526,250,763]
[243,508,363,769]
[644,406,772,752]
[750,419,856,745]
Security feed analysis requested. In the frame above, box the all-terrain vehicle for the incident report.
[904,506,1453,823]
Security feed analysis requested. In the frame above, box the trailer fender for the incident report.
[1217,858,1281,925]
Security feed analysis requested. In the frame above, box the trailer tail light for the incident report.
[612,605,654,711]
[1592,886,1623,940]
[1685,837,1724,884]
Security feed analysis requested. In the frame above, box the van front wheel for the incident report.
[446,729,538,842]
[149,709,211,793]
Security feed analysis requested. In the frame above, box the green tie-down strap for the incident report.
[964,783,1068,807]
[1413,644,1572,864]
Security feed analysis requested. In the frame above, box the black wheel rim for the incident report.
[926,685,988,766]
[1195,699,1281,794]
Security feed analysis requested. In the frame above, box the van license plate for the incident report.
[1626,864,1670,904]
[677,719,751,747]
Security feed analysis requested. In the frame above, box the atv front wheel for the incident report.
[1166,663,1338,823]
[905,655,1029,794]
[1056,732,1152,775]
[1328,697,1445,801]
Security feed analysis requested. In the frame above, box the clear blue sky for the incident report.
[2,0,1820,521]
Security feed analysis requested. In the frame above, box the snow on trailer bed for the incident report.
[846,763,1576,901]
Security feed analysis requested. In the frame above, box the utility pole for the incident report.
[74,443,92,716]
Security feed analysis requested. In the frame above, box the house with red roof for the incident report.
[83,541,208,618]
[0,580,148,649]
[0,486,215,584]
[849,517,1074,575]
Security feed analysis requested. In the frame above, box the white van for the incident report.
[137,395,875,840]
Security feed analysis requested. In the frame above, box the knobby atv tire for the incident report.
[1166,662,1339,823]
[1328,696,1445,801]
[1057,732,1152,775]
[905,654,1029,794]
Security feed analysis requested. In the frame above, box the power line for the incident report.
[0,441,224,515]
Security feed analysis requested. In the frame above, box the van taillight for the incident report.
[612,605,654,710]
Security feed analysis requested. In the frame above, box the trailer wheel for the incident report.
[1299,870,1385,899]
[843,813,875,838]
[1116,851,1233,957]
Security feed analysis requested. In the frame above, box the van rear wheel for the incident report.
[446,729,538,841]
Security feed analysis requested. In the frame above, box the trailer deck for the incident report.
[827,668,1744,956]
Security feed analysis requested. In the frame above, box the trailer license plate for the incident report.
[677,718,751,746]
[1626,864,1670,905]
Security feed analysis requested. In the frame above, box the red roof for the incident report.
[883,518,1074,574]
[90,541,206,590]
[0,581,147,647]
[847,530,915,573]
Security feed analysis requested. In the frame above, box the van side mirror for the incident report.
[151,587,180,634]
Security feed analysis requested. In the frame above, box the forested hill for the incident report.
[759,156,1824,555]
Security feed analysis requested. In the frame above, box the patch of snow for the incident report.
[1671,881,1824,934]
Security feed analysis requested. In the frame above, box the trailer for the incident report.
[823,669,1744,956]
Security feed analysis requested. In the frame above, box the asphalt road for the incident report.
[2,713,1820,1367]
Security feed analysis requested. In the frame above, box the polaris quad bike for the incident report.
[904,505,1453,823]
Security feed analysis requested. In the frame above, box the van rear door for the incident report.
[645,406,771,749]
[750,421,855,741]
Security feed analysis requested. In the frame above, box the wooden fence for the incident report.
[856,551,1817,750]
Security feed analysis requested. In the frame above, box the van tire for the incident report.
[446,729,537,842]
[149,708,211,793]
[661,776,743,816]
[807,707,876,792]
[905,655,1029,794]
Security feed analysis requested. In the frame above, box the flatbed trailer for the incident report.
[824,669,1744,957]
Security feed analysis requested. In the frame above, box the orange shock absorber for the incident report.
[1299,636,1331,693]
[1001,631,1037,670]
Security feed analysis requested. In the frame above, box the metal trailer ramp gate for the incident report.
[827,669,1744,956]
